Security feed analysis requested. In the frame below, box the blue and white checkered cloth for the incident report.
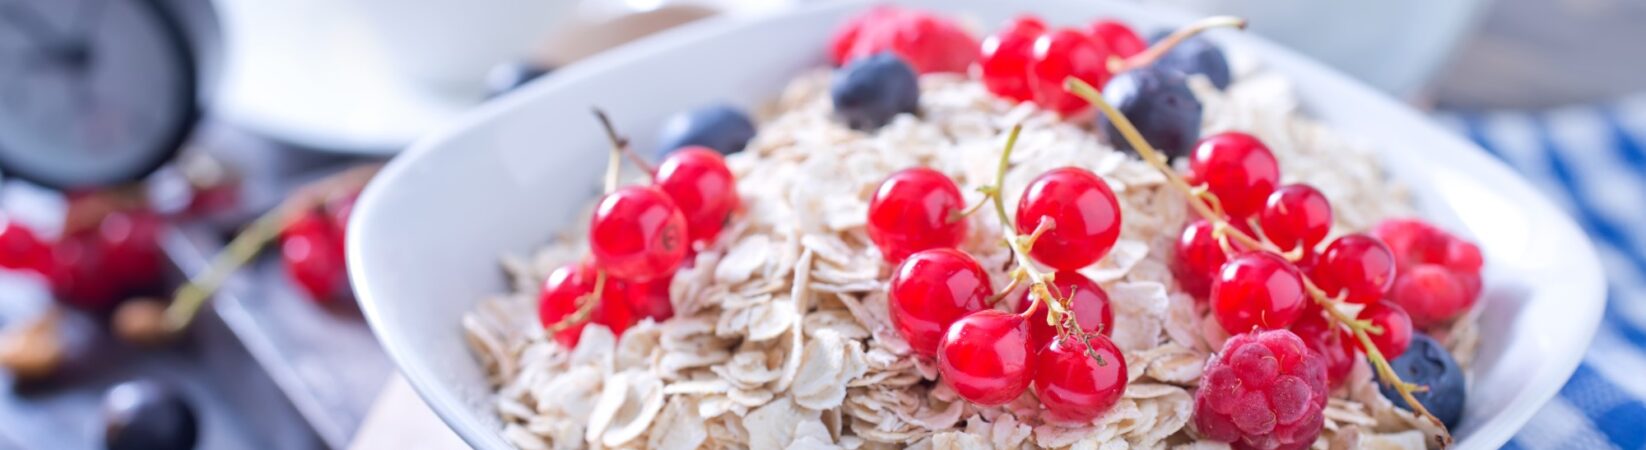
[1439,96,1646,450]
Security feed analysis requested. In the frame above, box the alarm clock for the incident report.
[0,0,199,189]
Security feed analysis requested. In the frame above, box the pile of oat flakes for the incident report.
[462,68,1480,450]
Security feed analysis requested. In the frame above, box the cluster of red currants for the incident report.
[867,133,1132,423]
[0,200,165,312]
[278,194,356,303]
[1169,131,1414,388]
[537,139,740,349]
[979,15,1147,116]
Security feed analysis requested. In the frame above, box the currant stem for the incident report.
[1068,76,1452,443]
[592,108,655,178]
[161,163,383,335]
[1109,16,1249,74]
[989,125,1068,328]
[987,270,1026,306]
[947,193,993,224]
[164,204,292,331]
[1068,78,1270,253]
[544,270,608,333]
[1019,218,1055,252]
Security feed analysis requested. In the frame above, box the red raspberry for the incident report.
[1371,218,1452,269]
[1390,264,1474,327]
[829,7,978,74]
[1371,218,1486,326]
[1194,329,1327,450]
[829,7,901,66]
[1441,238,1483,273]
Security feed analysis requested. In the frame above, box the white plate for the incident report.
[348,0,1606,448]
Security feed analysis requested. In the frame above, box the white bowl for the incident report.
[348,0,1606,448]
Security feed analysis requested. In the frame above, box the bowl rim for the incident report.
[349,1,1607,448]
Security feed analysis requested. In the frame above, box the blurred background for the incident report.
[0,0,1642,449]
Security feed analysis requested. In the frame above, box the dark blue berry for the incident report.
[830,53,920,131]
[1150,31,1231,90]
[485,61,552,98]
[102,381,199,450]
[1375,333,1466,428]
[1095,66,1202,160]
[656,104,757,157]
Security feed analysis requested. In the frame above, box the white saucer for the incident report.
[212,0,482,154]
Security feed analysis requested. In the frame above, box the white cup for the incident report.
[350,0,579,95]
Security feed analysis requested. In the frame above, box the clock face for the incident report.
[0,0,197,189]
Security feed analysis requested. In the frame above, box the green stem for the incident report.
[989,125,1068,326]
[164,205,290,330]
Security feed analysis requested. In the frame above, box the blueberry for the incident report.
[656,104,757,157]
[1150,31,1231,90]
[102,381,199,450]
[1095,66,1202,160]
[485,61,552,98]
[830,53,920,131]
[1375,333,1467,428]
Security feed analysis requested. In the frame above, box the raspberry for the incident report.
[1390,264,1473,328]
[828,7,978,74]
[1371,218,1486,327]
[1371,218,1450,269]
[828,7,899,66]
[1194,329,1327,450]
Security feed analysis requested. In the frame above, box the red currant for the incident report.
[326,192,358,255]
[1359,301,1413,359]
[1390,264,1472,328]
[979,16,1046,102]
[538,263,636,348]
[281,210,347,302]
[1028,28,1113,116]
[48,236,119,310]
[1034,334,1127,424]
[1290,307,1357,388]
[0,215,50,272]
[888,248,992,357]
[626,275,674,322]
[1188,132,1280,218]
[867,168,969,263]
[1007,15,1046,32]
[589,186,688,283]
[937,309,1034,406]
[1312,234,1396,305]
[1171,219,1229,300]
[1259,184,1332,253]
[1212,252,1307,333]
[98,211,166,292]
[1015,271,1113,350]
[655,147,740,246]
[1086,20,1146,58]
[1014,167,1122,271]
